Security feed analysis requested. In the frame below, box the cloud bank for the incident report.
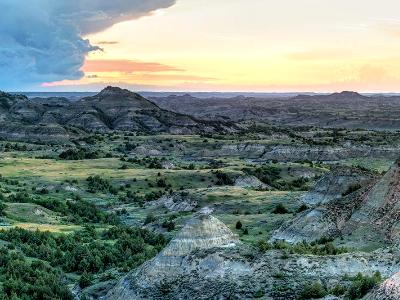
[0,0,175,90]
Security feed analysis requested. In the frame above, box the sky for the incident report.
[2,0,400,92]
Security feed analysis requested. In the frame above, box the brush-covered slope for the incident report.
[0,87,235,143]
[271,162,400,249]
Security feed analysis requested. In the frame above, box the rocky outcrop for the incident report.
[364,272,400,300]
[271,162,400,249]
[104,209,400,299]
[0,87,237,143]
[205,142,400,162]
[148,192,198,212]
[302,166,375,205]
[105,210,400,299]
[234,175,271,189]
[106,210,239,299]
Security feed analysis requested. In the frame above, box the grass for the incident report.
[5,203,60,224]
[7,223,81,233]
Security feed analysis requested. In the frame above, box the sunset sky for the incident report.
[3,0,400,92]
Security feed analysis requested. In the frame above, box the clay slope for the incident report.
[106,210,239,299]
[271,162,400,249]
[365,272,400,300]
[0,87,236,143]
[302,166,375,205]
[105,211,400,299]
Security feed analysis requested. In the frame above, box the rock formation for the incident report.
[0,87,236,143]
[234,175,271,190]
[105,209,240,299]
[365,272,400,300]
[148,192,198,212]
[302,166,375,205]
[270,162,400,249]
[105,209,400,299]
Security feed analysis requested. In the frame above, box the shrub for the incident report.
[297,204,309,213]
[254,289,265,298]
[162,220,175,232]
[342,183,362,196]
[144,213,156,225]
[86,175,113,194]
[299,282,327,299]
[236,220,243,230]
[214,171,234,186]
[0,248,73,299]
[346,272,381,299]
[0,201,6,216]
[243,165,281,187]
[79,272,94,288]
[272,203,289,214]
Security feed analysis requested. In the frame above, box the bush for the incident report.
[7,192,33,203]
[79,272,94,288]
[157,178,168,188]
[0,248,73,299]
[330,284,346,296]
[86,175,113,194]
[342,183,362,196]
[162,220,175,232]
[272,203,289,214]
[257,240,349,256]
[144,213,156,225]
[59,148,103,160]
[346,272,381,299]
[243,165,281,187]
[254,289,265,298]
[236,220,243,230]
[297,204,309,213]
[299,282,327,299]
[215,171,234,186]
[0,226,167,275]
[0,201,6,216]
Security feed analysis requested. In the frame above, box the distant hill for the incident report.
[0,87,236,143]
[150,91,400,130]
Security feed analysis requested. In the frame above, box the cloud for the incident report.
[0,0,176,90]
[83,59,183,73]
[96,41,119,45]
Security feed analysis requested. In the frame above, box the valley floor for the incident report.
[0,129,398,299]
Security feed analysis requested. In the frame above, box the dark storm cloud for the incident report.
[0,0,176,90]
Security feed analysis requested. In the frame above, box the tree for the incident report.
[236,220,243,230]
[79,272,93,288]
[0,200,6,216]
[272,203,289,214]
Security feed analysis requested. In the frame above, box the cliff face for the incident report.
[105,211,400,300]
[365,272,400,300]
[106,211,240,299]
[271,162,400,249]
[302,166,375,205]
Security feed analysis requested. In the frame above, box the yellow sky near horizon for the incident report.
[46,0,400,92]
